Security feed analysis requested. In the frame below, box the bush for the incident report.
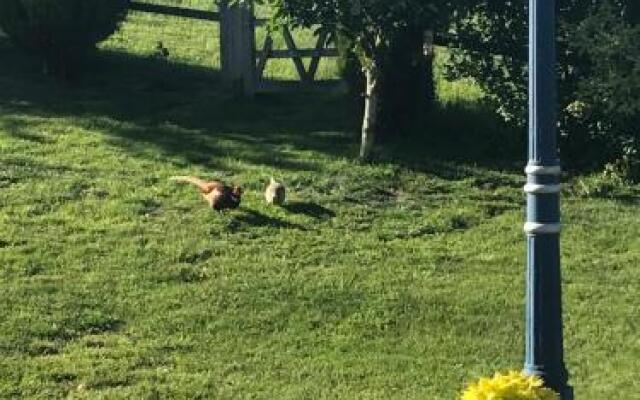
[460,371,559,400]
[568,2,640,179]
[446,0,640,177]
[0,0,130,79]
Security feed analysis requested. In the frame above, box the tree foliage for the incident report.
[447,0,640,176]
[256,0,467,159]
[261,0,455,58]
[0,0,130,79]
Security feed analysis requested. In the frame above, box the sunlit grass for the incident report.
[0,7,639,399]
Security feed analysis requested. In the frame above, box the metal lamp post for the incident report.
[524,0,573,398]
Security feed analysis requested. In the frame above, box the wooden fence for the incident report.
[128,0,343,96]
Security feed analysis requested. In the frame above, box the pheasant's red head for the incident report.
[231,186,243,198]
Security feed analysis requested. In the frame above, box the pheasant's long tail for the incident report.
[169,176,211,192]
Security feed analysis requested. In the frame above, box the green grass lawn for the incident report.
[1,8,640,400]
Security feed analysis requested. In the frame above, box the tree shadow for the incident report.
[614,194,640,205]
[0,117,52,144]
[230,208,307,231]
[0,40,527,176]
[282,201,336,220]
[0,44,354,170]
[380,101,526,178]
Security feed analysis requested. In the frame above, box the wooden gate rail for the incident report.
[257,48,339,59]
[254,26,343,91]
[129,2,220,21]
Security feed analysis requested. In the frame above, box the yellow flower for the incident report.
[461,370,559,400]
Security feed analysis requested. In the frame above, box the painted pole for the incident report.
[524,0,573,398]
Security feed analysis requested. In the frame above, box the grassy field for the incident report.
[1,6,640,400]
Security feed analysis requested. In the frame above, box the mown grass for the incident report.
[1,6,640,400]
[105,0,340,81]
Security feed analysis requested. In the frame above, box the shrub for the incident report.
[446,0,640,177]
[0,0,130,79]
[460,371,559,400]
[568,2,640,179]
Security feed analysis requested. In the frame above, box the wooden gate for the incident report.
[219,1,344,95]
[254,24,343,92]
[128,0,343,96]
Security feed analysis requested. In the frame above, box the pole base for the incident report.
[523,366,573,400]
[558,385,574,400]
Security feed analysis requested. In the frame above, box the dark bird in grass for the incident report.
[265,177,286,205]
[155,41,170,59]
[170,176,243,211]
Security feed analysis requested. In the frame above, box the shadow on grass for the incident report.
[231,208,307,231]
[0,39,524,175]
[282,201,336,220]
[0,43,354,169]
[379,101,526,177]
[0,117,53,144]
[614,195,640,206]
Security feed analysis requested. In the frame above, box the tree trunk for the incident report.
[360,64,380,160]
[379,27,434,141]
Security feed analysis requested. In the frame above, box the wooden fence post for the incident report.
[219,0,256,96]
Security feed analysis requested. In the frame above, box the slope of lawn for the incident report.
[1,9,639,400]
